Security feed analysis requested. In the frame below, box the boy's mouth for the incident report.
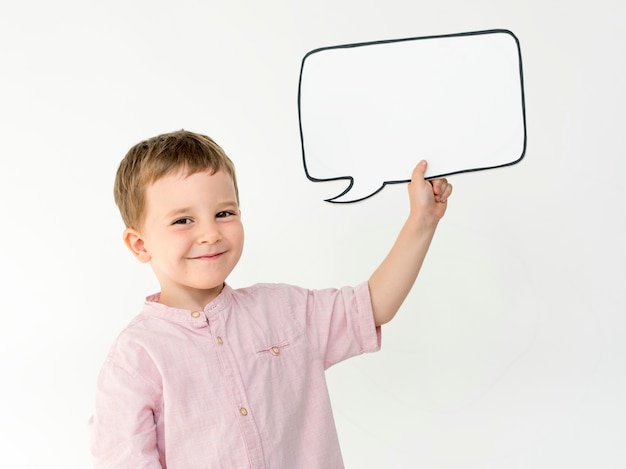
[190,251,224,261]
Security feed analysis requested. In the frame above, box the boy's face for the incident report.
[124,169,244,310]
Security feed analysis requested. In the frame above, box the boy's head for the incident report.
[114,130,239,229]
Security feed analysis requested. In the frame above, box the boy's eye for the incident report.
[172,218,193,225]
[216,211,235,218]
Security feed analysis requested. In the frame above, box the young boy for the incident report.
[89,130,451,468]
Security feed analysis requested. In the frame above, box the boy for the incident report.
[89,130,451,468]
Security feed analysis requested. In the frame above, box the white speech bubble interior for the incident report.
[298,29,526,202]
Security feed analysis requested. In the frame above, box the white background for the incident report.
[1,0,625,467]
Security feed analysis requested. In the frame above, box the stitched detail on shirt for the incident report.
[255,341,290,355]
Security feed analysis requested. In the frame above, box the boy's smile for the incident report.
[124,169,244,311]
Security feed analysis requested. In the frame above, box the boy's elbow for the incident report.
[373,308,397,327]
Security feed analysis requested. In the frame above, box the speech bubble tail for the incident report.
[325,179,386,203]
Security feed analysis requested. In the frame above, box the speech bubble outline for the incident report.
[298,29,527,203]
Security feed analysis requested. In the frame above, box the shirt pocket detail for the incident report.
[256,341,290,357]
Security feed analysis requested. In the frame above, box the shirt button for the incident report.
[239,407,248,417]
[270,346,280,356]
[191,311,201,319]
[216,336,224,345]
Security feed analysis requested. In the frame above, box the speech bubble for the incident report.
[298,29,527,203]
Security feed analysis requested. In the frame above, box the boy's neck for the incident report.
[157,283,226,311]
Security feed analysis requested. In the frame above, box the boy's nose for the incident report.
[197,221,222,244]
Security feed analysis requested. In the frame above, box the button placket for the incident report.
[208,307,262,462]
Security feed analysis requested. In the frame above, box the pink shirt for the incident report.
[89,282,381,468]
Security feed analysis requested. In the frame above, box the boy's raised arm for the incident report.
[368,160,452,326]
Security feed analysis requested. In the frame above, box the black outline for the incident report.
[297,29,527,203]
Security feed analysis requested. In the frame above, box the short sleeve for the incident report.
[283,281,381,369]
[88,345,163,468]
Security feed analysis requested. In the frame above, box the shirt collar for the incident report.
[141,284,234,328]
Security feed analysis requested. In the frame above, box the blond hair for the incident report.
[114,130,238,229]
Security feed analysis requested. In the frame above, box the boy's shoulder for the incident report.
[230,282,306,299]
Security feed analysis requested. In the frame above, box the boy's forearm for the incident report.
[368,160,452,327]
[368,217,438,326]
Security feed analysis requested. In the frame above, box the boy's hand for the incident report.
[408,160,452,227]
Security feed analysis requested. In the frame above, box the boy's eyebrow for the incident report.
[164,201,239,219]
[219,199,239,207]
[212,200,240,211]
[164,207,193,219]
[217,200,241,213]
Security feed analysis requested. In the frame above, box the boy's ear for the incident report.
[123,228,151,263]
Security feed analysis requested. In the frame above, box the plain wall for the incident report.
[1,0,625,467]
